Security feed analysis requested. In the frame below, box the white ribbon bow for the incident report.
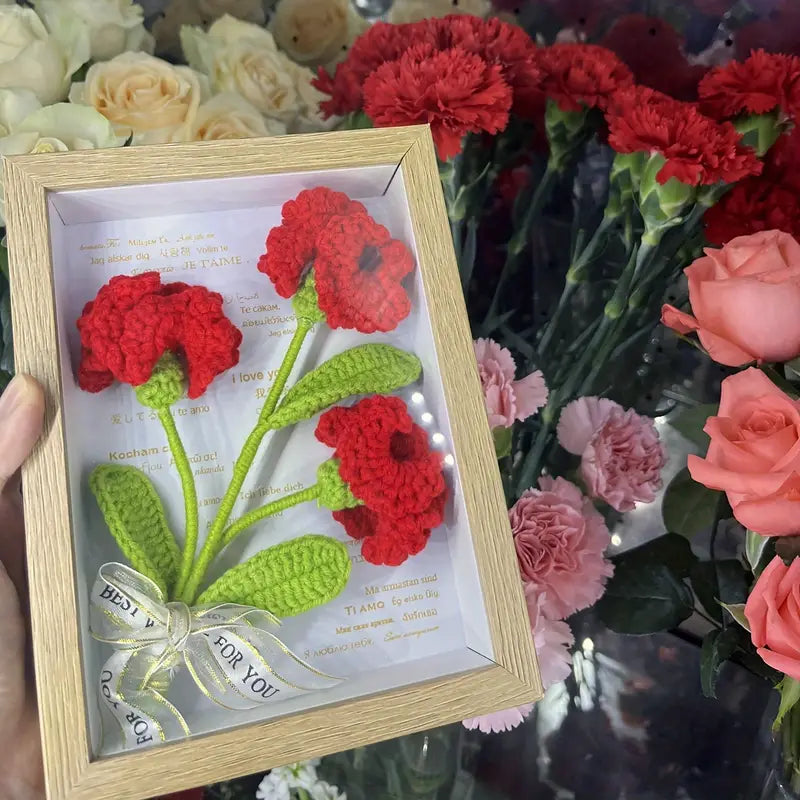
[89,563,340,753]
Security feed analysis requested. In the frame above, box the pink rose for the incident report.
[745,556,800,680]
[557,396,666,512]
[511,476,613,619]
[473,337,548,429]
[688,367,800,536]
[661,230,800,366]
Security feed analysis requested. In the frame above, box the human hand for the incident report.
[0,376,45,800]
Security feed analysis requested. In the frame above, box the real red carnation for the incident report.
[313,21,434,117]
[703,179,800,245]
[437,15,544,120]
[313,211,414,333]
[77,272,241,398]
[601,15,709,102]
[699,50,800,119]
[258,187,367,298]
[537,43,634,113]
[765,126,800,193]
[607,86,762,185]
[363,44,512,160]
[316,395,447,566]
[735,7,800,62]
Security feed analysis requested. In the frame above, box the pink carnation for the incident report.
[557,396,666,512]
[511,476,613,620]
[462,703,535,734]
[526,584,574,686]
[474,337,548,429]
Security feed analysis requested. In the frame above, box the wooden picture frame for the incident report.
[5,125,541,800]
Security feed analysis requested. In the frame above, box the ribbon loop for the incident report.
[89,563,342,754]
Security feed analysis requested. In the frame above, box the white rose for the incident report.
[152,0,265,62]
[190,92,286,141]
[270,0,368,69]
[181,15,325,131]
[34,0,153,62]
[388,0,490,23]
[69,52,205,145]
[0,93,117,223]
[0,5,89,106]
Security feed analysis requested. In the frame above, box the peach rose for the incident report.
[745,556,800,680]
[688,367,800,536]
[661,230,800,366]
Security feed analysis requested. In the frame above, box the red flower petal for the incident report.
[76,272,241,397]
[314,212,414,334]
[258,187,367,299]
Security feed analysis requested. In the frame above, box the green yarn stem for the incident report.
[221,485,322,547]
[158,408,199,601]
[179,319,314,604]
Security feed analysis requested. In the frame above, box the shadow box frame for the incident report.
[4,125,542,800]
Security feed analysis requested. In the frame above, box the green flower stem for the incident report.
[179,319,315,605]
[221,485,322,548]
[483,162,560,330]
[297,790,312,800]
[536,214,617,361]
[460,216,478,292]
[158,408,198,601]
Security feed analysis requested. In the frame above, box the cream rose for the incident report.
[270,0,367,69]
[190,92,286,141]
[388,0,490,23]
[152,0,265,61]
[0,91,117,223]
[69,52,205,145]
[35,0,153,62]
[0,5,89,105]
[181,14,326,131]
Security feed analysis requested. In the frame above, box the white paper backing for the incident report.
[46,165,494,756]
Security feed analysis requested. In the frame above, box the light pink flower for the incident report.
[512,476,613,620]
[525,584,574,687]
[557,396,666,512]
[473,337,548,428]
[462,703,534,734]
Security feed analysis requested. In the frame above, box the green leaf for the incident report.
[721,602,750,631]
[613,532,698,578]
[690,559,750,623]
[662,467,722,538]
[596,562,694,634]
[493,426,512,459]
[267,344,421,430]
[198,535,351,616]
[746,529,771,577]
[775,678,800,732]
[700,627,739,699]
[669,403,718,449]
[89,465,180,596]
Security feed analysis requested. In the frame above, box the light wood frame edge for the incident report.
[4,126,541,800]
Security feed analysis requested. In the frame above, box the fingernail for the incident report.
[0,375,35,423]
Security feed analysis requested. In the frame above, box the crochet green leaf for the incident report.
[267,344,421,430]
[89,465,181,596]
[197,534,351,616]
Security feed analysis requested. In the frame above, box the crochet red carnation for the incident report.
[699,50,800,119]
[537,43,634,113]
[363,44,512,161]
[258,187,367,298]
[316,396,447,566]
[607,86,762,185]
[77,272,241,398]
[314,211,414,333]
[703,179,800,245]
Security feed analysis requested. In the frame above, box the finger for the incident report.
[0,560,25,735]
[0,375,45,496]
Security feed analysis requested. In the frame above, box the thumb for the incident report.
[0,376,45,495]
